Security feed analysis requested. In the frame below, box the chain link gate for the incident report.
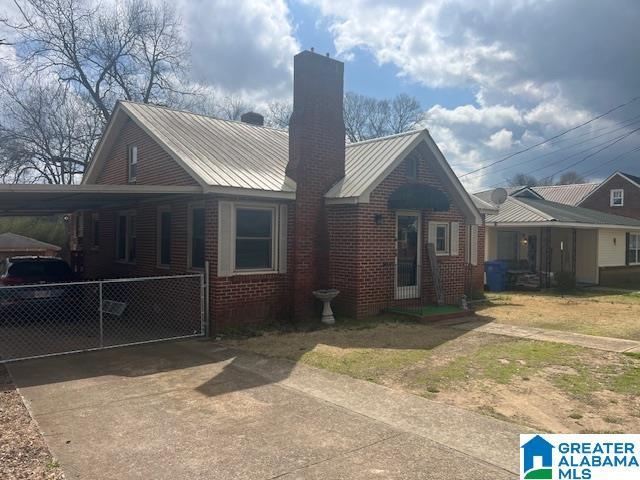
[0,274,206,362]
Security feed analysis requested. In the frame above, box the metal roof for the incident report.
[471,195,499,214]
[0,184,202,216]
[0,232,61,251]
[475,183,597,207]
[119,102,293,193]
[486,196,640,228]
[527,183,598,206]
[326,130,425,199]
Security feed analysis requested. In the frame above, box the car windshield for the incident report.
[8,261,72,278]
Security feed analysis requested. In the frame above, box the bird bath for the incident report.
[312,289,340,325]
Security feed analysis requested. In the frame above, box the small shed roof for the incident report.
[0,232,61,252]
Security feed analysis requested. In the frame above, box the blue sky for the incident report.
[2,0,639,191]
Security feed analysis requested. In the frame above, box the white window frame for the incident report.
[128,145,138,183]
[232,203,279,274]
[116,210,136,264]
[630,233,640,265]
[435,223,450,256]
[610,189,624,207]
[187,202,206,271]
[156,206,172,269]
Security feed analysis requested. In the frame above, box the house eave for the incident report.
[487,221,640,230]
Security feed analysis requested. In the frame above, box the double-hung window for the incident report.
[610,189,624,207]
[91,213,100,249]
[629,233,640,265]
[128,145,138,183]
[157,208,172,267]
[188,203,205,269]
[235,207,275,271]
[435,223,449,255]
[116,211,136,263]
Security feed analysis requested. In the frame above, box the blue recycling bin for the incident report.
[484,260,508,292]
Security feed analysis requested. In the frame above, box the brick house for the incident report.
[75,50,486,329]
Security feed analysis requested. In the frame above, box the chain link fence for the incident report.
[0,274,205,362]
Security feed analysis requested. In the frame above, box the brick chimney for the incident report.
[287,50,346,319]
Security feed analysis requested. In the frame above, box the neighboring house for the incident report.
[73,50,485,328]
[476,184,640,286]
[579,171,640,220]
[0,232,61,261]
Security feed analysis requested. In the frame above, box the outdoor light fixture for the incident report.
[521,234,528,246]
[374,213,384,225]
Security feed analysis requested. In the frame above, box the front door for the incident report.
[396,212,421,299]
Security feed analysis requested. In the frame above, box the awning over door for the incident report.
[0,184,203,216]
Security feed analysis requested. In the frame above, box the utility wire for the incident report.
[576,145,640,179]
[468,114,640,182]
[536,127,640,184]
[484,128,640,189]
[458,95,640,179]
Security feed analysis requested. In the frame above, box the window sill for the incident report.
[435,252,450,257]
[157,264,171,270]
[232,269,280,276]
[116,260,136,265]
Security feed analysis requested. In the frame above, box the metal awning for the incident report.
[0,184,203,216]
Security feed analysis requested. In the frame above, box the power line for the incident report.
[537,127,640,183]
[469,114,640,182]
[485,128,640,189]
[577,145,640,179]
[458,95,640,179]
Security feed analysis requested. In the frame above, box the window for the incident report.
[406,156,418,180]
[610,189,624,207]
[128,145,138,183]
[91,213,100,248]
[157,208,172,267]
[116,212,136,263]
[235,207,275,271]
[188,204,205,269]
[630,233,640,265]
[217,201,286,277]
[435,223,449,255]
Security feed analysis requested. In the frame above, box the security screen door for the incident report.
[396,212,421,299]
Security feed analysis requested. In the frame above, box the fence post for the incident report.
[98,281,104,348]
[203,261,210,337]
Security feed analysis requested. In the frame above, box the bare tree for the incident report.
[557,171,587,185]
[344,91,422,142]
[265,101,292,129]
[4,0,189,123]
[0,76,100,184]
[507,173,555,187]
[215,94,253,121]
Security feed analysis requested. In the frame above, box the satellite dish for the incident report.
[491,188,508,205]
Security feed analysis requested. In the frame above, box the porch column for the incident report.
[571,228,577,275]
[544,227,552,288]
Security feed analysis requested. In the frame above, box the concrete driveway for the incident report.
[8,340,521,479]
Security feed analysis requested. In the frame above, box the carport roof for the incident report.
[0,184,203,216]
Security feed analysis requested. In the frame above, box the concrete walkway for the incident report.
[8,340,522,479]
[444,319,640,353]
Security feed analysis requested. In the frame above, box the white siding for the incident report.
[598,229,626,267]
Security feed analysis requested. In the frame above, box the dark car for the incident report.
[0,256,76,311]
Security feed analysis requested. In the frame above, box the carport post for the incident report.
[99,281,104,348]
[203,261,210,337]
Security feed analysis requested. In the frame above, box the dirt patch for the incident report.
[0,365,64,480]
[478,291,640,340]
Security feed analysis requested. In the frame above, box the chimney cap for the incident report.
[240,111,264,126]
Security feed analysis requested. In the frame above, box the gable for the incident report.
[579,172,640,218]
[93,119,198,186]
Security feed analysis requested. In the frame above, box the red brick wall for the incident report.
[580,175,640,220]
[95,120,198,186]
[82,196,295,331]
[328,143,481,318]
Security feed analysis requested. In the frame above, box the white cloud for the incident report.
[485,129,514,151]
[304,0,640,188]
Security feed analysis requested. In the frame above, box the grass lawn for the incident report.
[478,290,640,340]
[225,316,640,434]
